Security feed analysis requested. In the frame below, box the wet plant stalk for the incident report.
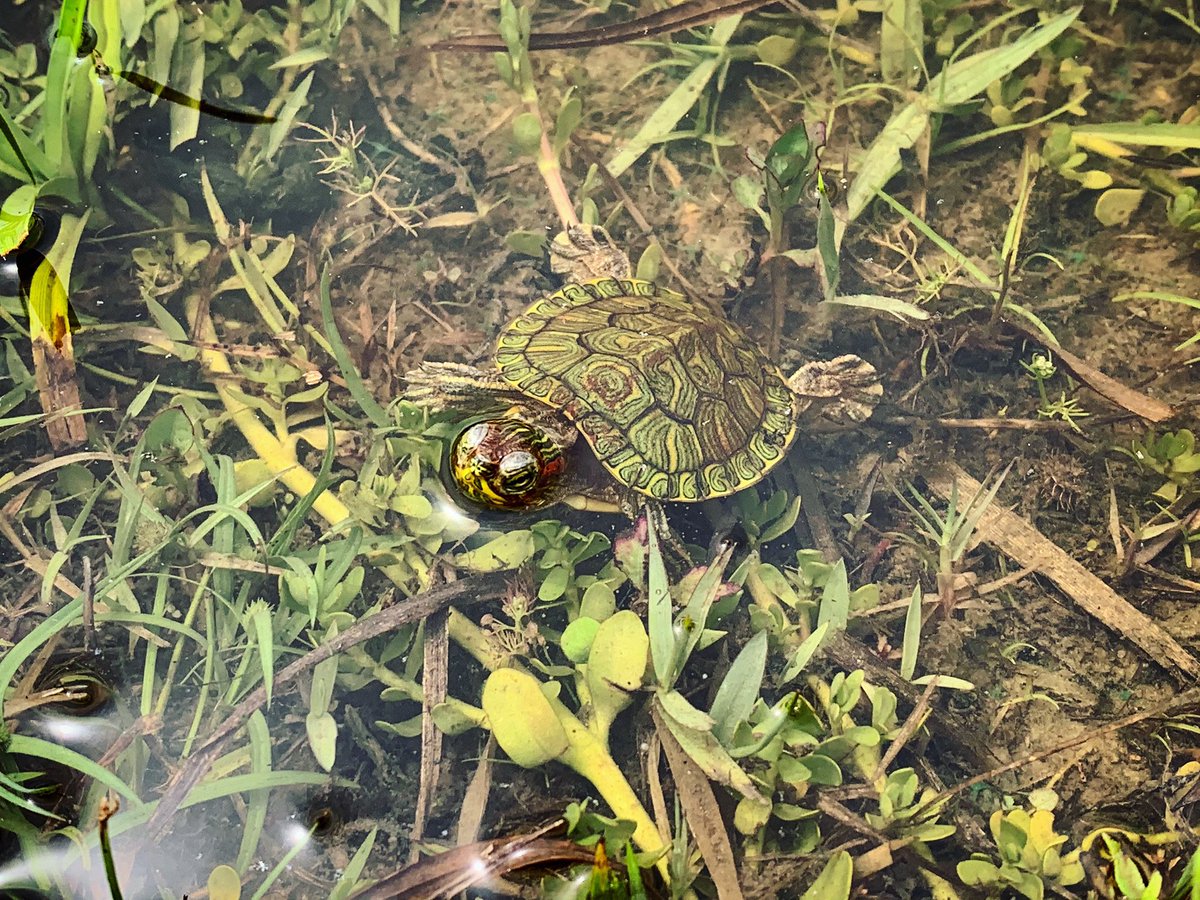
[98,795,124,900]
[537,126,579,230]
[448,610,668,871]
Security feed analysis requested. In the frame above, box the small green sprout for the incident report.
[1020,352,1090,432]
[894,465,1009,615]
[865,768,956,858]
[1167,187,1200,246]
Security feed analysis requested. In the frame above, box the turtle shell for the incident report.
[493,277,798,501]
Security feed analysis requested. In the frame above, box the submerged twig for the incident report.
[870,677,938,784]
[1006,320,1175,423]
[431,0,777,52]
[410,604,450,863]
[913,684,1200,821]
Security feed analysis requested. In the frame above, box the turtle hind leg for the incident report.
[403,361,526,412]
[787,355,882,426]
[637,498,695,569]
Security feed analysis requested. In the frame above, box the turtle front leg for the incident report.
[787,355,883,427]
[404,361,528,412]
[548,224,633,282]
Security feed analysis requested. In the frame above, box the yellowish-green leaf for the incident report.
[207,865,242,900]
[0,185,38,255]
[1093,188,1145,226]
[482,668,569,767]
[270,47,331,69]
[824,293,931,321]
[1074,122,1200,151]
[305,711,338,771]
[454,530,535,572]
[800,850,853,900]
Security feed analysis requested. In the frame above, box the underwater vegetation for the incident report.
[1,0,1199,897]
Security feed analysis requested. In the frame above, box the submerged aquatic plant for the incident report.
[957,791,1085,900]
[1020,352,1090,432]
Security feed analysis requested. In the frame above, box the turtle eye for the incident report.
[450,418,564,510]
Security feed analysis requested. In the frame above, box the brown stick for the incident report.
[430,0,779,52]
[823,632,999,768]
[411,606,450,862]
[1007,321,1176,423]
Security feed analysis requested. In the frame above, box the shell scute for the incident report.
[495,277,798,500]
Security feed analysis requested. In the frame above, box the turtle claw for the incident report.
[788,355,882,426]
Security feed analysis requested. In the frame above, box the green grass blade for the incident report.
[319,263,389,426]
[927,8,1080,110]
[1073,122,1200,150]
[235,711,273,874]
[0,598,82,718]
[900,582,923,681]
[875,190,994,286]
[7,735,142,806]
[0,102,50,183]
[43,0,90,173]
[330,827,378,900]
[606,16,740,178]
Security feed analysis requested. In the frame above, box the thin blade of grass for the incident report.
[235,711,273,874]
[330,827,378,900]
[823,293,930,321]
[319,263,389,426]
[874,189,993,285]
[900,582,922,681]
[606,16,740,178]
[8,734,141,806]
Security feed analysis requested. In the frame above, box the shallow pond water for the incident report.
[1,1,1199,898]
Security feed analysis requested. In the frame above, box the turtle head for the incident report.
[450,417,566,510]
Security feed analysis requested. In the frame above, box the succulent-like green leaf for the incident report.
[455,530,536,572]
[482,668,569,767]
[561,616,601,663]
[800,850,853,900]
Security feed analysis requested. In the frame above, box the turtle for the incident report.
[406,225,881,515]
